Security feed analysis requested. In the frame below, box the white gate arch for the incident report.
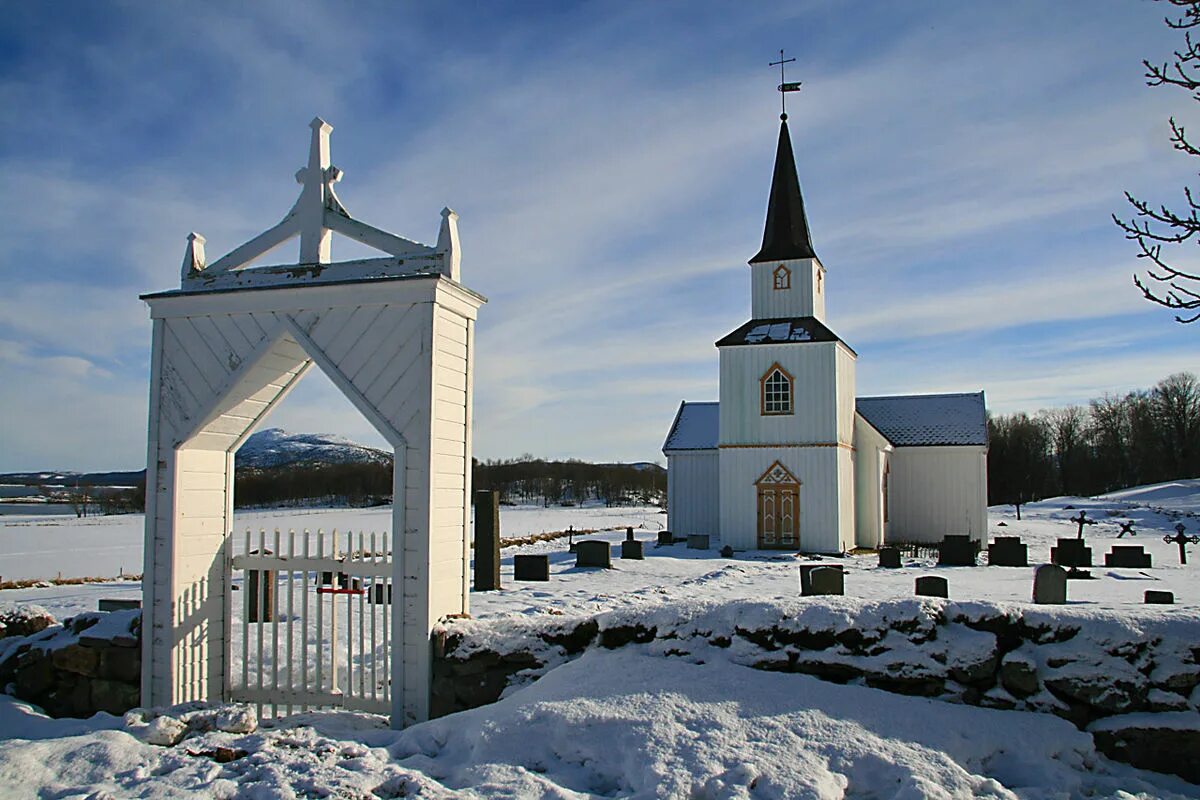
[140,118,484,727]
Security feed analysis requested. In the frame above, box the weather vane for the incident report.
[769,49,802,120]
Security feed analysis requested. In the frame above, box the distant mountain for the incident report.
[235,428,391,470]
[0,470,145,488]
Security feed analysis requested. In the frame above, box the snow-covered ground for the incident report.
[0,482,1197,798]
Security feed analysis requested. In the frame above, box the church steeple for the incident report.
[750,118,817,264]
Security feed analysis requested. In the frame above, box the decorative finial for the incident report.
[181,232,207,281]
[436,207,461,282]
[769,49,802,120]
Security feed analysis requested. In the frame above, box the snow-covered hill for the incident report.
[234,428,391,470]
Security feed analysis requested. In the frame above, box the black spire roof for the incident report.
[750,118,818,264]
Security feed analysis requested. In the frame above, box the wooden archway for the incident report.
[140,119,483,727]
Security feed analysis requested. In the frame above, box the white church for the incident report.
[662,115,988,553]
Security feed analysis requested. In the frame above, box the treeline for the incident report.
[234,462,393,509]
[988,372,1199,506]
[473,455,666,507]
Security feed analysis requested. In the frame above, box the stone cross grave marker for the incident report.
[1033,564,1067,604]
[1164,523,1199,565]
[915,576,948,598]
[474,490,501,592]
[987,536,1028,567]
[1070,511,1096,540]
[1117,521,1137,539]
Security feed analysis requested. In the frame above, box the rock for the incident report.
[91,679,139,715]
[949,652,999,687]
[1146,688,1190,712]
[0,609,56,639]
[1044,671,1147,714]
[216,705,257,734]
[145,715,188,746]
[1090,716,1200,784]
[599,624,656,649]
[541,620,598,654]
[52,644,100,677]
[1000,655,1040,698]
[99,647,140,683]
[13,650,54,697]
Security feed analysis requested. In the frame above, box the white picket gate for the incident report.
[228,528,393,717]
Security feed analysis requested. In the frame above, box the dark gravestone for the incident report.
[98,598,141,612]
[474,490,501,591]
[799,564,844,596]
[513,554,550,581]
[915,576,948,598]
[657,531,675,546]
[1145,590,1175,605]
[878,547,902,569]
[1164,524,1199,565]
[621,540,644,560]
[1033,564,1068,604]
[575,540,612,569]
[805,566,845,596]
[1105,545,1153,569]
[987,536,1028,567]
[1050,538,1092,568]
[720,545,734,558]
[687,534,710,550]
[247,549,274,623]
[626,527,635,542]
[937,536,977,567]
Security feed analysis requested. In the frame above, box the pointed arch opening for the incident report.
[773,264,791,290]
[760,362,794,416]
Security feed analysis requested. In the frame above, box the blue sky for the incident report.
[1,1,1196,471]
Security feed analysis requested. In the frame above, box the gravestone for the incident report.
[720,545,734,558]
[987,536,1028,567]
[98,598,141,612]
[878,547,901,568]
[1117,521,1137,538]
[372,583,392,604]
[626,527,635,542]
[621,540,644,560]
[799,564,844,596]
[1104,545,1153,569]
[1164,523,1199,565]
[657,531,675,546]
[513,554,550,581]
[915,576,948,598]
[1033,564,1067,604]
[575,540,612,569]
[1145,590,1175,605]
[687,534,710,550]
[474,490,501,591]
[805,566,845,596]
[937,535,976,567]
[247,549,274,623]
[1050,538,1092,568]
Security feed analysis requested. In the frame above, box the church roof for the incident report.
[715,316,852,352]
[662,401,719,452]
[855,392,988,447]
[750,119,818,264]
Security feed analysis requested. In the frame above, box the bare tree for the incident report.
[1114,0,1200,323]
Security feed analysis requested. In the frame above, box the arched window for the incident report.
[773,264,791,290]
[760,363,793,415]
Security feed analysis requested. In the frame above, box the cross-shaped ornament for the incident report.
[1164,523,1199,565]
[769,49,802,120]
[1117,520,1137,538]
[1069,511,1095,540]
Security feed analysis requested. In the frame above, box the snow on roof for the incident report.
[662,402,719,452]
[855,392,987,447]
[716,316,850,351]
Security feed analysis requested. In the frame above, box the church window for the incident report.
[760,363,793,415]
[773,265,791,290]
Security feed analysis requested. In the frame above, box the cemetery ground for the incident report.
[0,481,1197,797]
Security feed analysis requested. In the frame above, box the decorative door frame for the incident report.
[755,460,801,549]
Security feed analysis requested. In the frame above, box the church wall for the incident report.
[666,450,719,537]
[853,416,892,549]
[718,343,841,446]
[888,446,988,543]
[750,258,824,320]
[718,446,843,552]
[834,344,856,446]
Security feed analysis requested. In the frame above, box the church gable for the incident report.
[755,460,800,486]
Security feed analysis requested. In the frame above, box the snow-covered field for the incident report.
[0,481,1197,798]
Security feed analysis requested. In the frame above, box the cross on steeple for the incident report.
[294,117,348,264]
[769,49,802,120]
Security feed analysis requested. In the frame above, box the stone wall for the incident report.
[431,598,1200,781]
[0,609,141,718]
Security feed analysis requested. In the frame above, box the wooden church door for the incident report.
[755,461,801,549]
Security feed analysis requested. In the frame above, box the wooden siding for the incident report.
[750,258,824,321]
[666,451,719,537]
[853,414,892,550]
[143,276,482,727]
[718,447,845,553]
[887,446,988,543]
[719,342,843,446]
